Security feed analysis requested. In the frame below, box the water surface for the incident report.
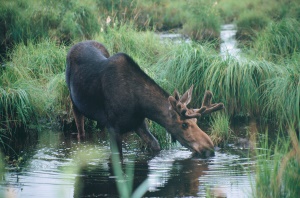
[0,130,256,198]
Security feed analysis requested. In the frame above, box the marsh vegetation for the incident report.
[0,0,299,197]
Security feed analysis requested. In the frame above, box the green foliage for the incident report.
[236,11,270,40]
[253,18,300,61]
[254,129,300,197]
[0,0,99,58]
[7,40,66,80]
[156,42,219,105]
[96,24,169,66]
[182,0,221,42]
[209,112,232,146]
[0,86,32,131]
[96,0,184,30]
[261,61,300,130]
[0,39,67,133]
[204,58,276,117]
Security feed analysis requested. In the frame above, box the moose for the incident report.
[66,41,224,158]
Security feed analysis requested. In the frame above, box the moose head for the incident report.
[167,85,224,157]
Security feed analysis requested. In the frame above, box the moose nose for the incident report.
[202,148,215,157]
[193,148,215,158]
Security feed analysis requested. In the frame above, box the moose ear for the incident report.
[180,85,193,105]
[168,96,177,110]
[173,90,180,101]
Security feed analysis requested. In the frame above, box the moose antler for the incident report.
[168,85,224,119]
[197,90,224,116]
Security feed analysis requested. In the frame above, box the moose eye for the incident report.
[182,123,188,129]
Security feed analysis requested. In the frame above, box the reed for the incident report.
[261,61,300,130]
[181,0,221,42]
[0,39,67,133]
[0,81,45,133]
[254,127,300,197]
[0,0,99,57]
[47,73,72,126]
[95,24,169,66]
[209,112,232,146]
[204,58,277,117]
[7,40,66,80]
[159,41,279,118]
[156,41,219,102]
[236,11,270,41]
[253,18,300,61]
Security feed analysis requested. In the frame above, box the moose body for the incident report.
[66,41,224,157]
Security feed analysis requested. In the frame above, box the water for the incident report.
[159,24,241,60]
[0,130,256,198]
[220,24,241,60]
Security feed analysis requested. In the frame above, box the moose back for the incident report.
[66,41,224,157]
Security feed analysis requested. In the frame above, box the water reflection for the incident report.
[0,131,256,198]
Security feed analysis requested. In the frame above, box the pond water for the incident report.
[0,129,257,198]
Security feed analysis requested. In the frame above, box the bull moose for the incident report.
[66,41,224,157]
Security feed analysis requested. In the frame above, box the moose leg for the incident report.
[72,104,85,140]
[108,127,123,159]
[136,120,161,152]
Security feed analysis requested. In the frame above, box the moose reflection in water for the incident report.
[73,153,209,197]
[66,41,224,157]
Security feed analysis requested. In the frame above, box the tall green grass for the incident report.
[0,0,99,61]
[158,41,279,118]
[253,18,300,61]
[155,42,219,105]
[7,40,66,80]
[261,62,300,130]
[181,0,221,42]
[209,112,232,146]
[95,24,170,66]
[236,11,270,41]
[0,39,67,134]
[254,128,300,197]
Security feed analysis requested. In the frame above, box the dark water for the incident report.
[0,129,256,198]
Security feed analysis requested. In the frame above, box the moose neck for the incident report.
[139,84,172,128]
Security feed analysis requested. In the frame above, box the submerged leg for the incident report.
[108,126,123,159]
[72,104,85,140]
[136,120,161,152]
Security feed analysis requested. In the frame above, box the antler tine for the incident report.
[173,90,180,100]
[198,90,224,116]
[180,85,193,105]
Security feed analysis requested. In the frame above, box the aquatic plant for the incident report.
[156,41,219,103]
[181,0,221,42]
[254,127,300,197]
[261,61,300,131]
[253,18,300,61]
[209,112,232,146]
[7,40,66,80]
[0,0,99,60]
[0,39,67,133]
[96,24,169,66]
[0,79,46,134]
[236,11,270,41]
[47,72,72,127]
